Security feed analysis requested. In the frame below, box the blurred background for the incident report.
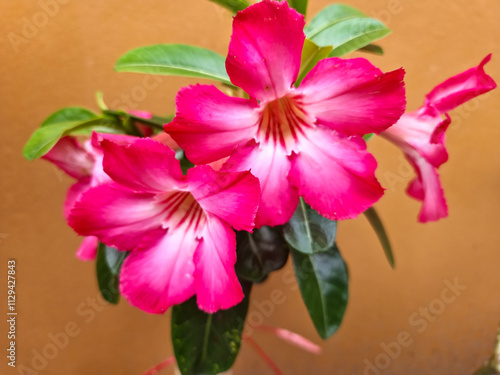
[1,0,500,374]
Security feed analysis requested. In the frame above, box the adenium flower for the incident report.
[69,137,260,313]
[380,54,496,222]
[166,0,406,227]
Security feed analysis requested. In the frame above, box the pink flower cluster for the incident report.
[44,0,495,314]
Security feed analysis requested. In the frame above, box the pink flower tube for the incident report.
[166,0,406,227]
[69,137,260,313]
[381,54,496,222]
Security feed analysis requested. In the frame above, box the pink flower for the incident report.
[166,0,406,227]
[381,54,496,222]
[43,132,142,260]
[68,137,260,313]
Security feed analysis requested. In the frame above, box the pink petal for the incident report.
[406,152,448,223]
[90,131,138,149]
[226,0,305,101]
[76,236,99,261]
[425,54,496,113]
[194,214,243,313]
[68,183,165,250]
[128,110,153,119]
[222,141,299,227]
[187,165,260,232]
[100,138,185,193]
[120,228,197,314]
[42,137,94,179]
[299,58,406,136]
[289,129,384,220]
[63,178,91,220]
[166,85,259,164]
[152,132,180,152]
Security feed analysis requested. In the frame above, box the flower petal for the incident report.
[42,137,94,179]
[187,165,260,232]
[68,183,164,250]
[166,85,258,164]
[222,141,299,227]
[425,54,496,113]
[120,228,197,314]
[194,214,243,313]
[226,0,305,101]
[405,152,448,223]
[100,138,184,193]
[63,178,91,220]
[289,129,384,220]
[299,58,406,136]
[76,236,99,261]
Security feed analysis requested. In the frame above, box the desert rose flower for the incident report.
[69,138,260,313]
[166,0,406,227]
[380,54,496,222]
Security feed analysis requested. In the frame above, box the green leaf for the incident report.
[207,0,249,13]
[287,0,308,16]
[363,207,395,268]
[235,226,289,282]
[172,281,252,375]
[358,43,384,55]
[23,115,122,160]
[296,39,332,86]
[40,107,98,127]
[283,198,337,254]
[363,133,375,141]
[291,244,348,339]
[96,243,127,304]
[115,44,233,86]
[305,4,391,57]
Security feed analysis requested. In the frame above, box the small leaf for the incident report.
[296,39,332,86]
[283,198,337,254]
[96,243,127,304]
[235,226,289,282]
[207,0,249,13]
[95,91,108,111]
[287,0,308,16]
[291,244,348,339]
[364,207,395,268]
[40,107,98,127]
[172,281,252,375]
[115,44,233,86]
[305,4,390,57]
[363,133,375,141]
[358,43,384,56]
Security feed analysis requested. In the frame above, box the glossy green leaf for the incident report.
[305,4,390,57]
[96,243,127,304]
[172,281,252,375]
[115,44,233,86]
[296,39,332,86]
[235,226,289,282]
[23,116,122,160]
[364,207,395,268]
[291,244,348,339]
[358,43,384,55]
[287,0,308,16]
[208,0,249,13]
[283,199,337,254]
[40,107,98,127]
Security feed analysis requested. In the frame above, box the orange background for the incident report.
[1,0,500,374]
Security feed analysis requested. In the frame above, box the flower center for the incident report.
[157,191,206,234]
[257,93,314,154]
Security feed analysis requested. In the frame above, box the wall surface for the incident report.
[1,0,500,374]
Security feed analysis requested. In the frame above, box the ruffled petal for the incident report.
[68,183,165,250]
[226,0,305,101]
[100,138,184,193]
[299,58,406,136]
[222,141,299,227]
[405,152,448,223]
[194,214,243,313]
[166,85,258,164]
[425,54,496,113]
[42,137,94,179]
[187,165,260,232]
[63,178,91,220]
[289,128,384,220]
[120,228,197,314]
[76,236,99,261]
